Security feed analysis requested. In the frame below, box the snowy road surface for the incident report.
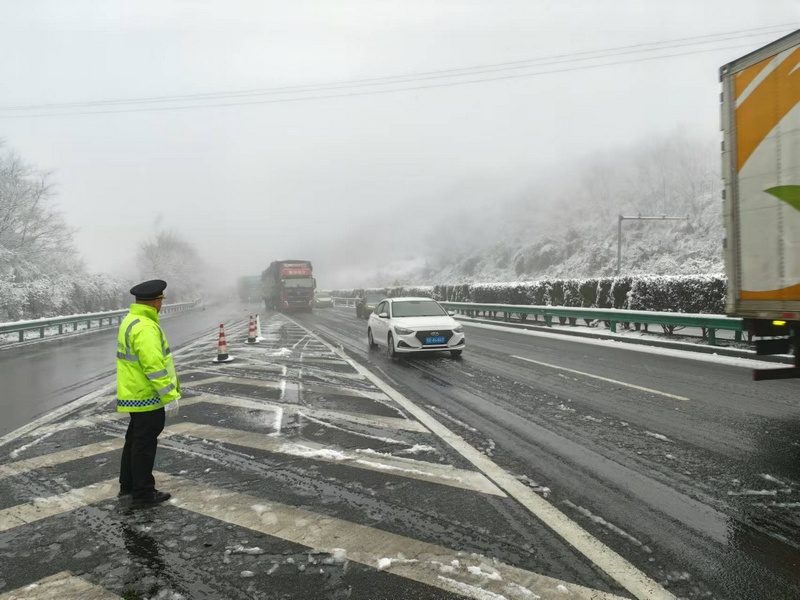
[0,305,798,599]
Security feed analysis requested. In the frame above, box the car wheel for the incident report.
[387,333,397,359]
[368,328,377,350]
[450,349,463,358]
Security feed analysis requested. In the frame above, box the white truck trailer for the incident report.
[721,29,800,380]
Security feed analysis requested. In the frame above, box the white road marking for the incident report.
[0,479,117,533]
[511,355,690,402]
[0,439,123,480]
[188,375,284,390]
[0,571,121,599]
[161,473,628,600]
[165,422,504,496]
[302,382,388,401]
[287,316,677,600]
[183,392,428,432]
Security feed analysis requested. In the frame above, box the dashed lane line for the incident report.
[287,315,678,600]
[0,571,121,599]
[161,473,627,600]
[511,355,690,402]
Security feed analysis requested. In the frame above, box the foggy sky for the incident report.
[0,0,797,289]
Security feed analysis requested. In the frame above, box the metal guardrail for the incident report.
[0,300,201,344]
[440,301,745,346]
[332,297,359,308]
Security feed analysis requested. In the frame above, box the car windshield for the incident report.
[391,300,446,318]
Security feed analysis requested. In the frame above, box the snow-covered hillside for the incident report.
[407,132,724,285]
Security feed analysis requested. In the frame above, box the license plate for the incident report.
[425,336,446,344]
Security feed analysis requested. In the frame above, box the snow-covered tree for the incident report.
[136,229,206,301]
[0,142,127,321]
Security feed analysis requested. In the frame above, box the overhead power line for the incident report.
[1,24,796,118]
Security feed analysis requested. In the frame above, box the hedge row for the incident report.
[329,274,727,314]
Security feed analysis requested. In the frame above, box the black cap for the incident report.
[130,279,167,301]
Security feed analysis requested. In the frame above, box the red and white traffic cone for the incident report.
[212,324,235,363]
[245,315,259,344]
[255,314,263,342]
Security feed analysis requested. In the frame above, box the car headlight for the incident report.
[395,327,414,336]
[453,326,464,333]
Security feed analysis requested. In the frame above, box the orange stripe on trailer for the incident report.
[741,281,800,301]
[735,47,800,172]
[734,56,771,100]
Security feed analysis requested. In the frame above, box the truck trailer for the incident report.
[721,29,800,379]
[262,260,315,312]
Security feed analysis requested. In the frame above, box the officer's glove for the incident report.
[164,398,180,419]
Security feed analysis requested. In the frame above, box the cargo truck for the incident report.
[262,260,315,312]
[721,29,800,379]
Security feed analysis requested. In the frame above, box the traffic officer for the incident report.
[116,279,181,504]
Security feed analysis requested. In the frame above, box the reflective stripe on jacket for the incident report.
[116,303,181,412]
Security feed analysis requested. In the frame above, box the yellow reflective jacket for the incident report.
[116,303,181,412]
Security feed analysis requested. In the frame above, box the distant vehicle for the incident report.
[367,297,465,358]
[237,276,262,303]
[356,293,385,319]
[720,30,800,380]
[262,260,315,312]
[314,292,333,308]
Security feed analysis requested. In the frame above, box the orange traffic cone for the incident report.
[245,315,259,344]
[212,324,235,363]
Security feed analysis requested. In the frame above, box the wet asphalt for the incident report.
[0,304,798,599]
[298,307,800,600]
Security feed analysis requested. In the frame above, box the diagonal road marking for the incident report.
[160,473,628,600]
[511,355,690,401]
[287,315,678,600]
[182,393,429,432]
[165,422,504,496]
[0,439,123,480]
[0,571,121,599]
[0,479,117,533]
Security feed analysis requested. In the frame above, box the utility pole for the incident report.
[616,214,690,276]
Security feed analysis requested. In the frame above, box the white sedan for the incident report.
[367,297,465,358]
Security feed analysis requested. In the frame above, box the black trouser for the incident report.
[119,408,165,499]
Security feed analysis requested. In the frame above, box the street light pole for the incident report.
[616,214,690,276]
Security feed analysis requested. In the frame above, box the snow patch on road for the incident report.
[563,500,649,550]
[644,431,672,442]
[727,489,778,497]
[395,444,439,456]
[426,405,478,432]
[760,474,785,485]
[436,577,507,600]
[9,432,54,459]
